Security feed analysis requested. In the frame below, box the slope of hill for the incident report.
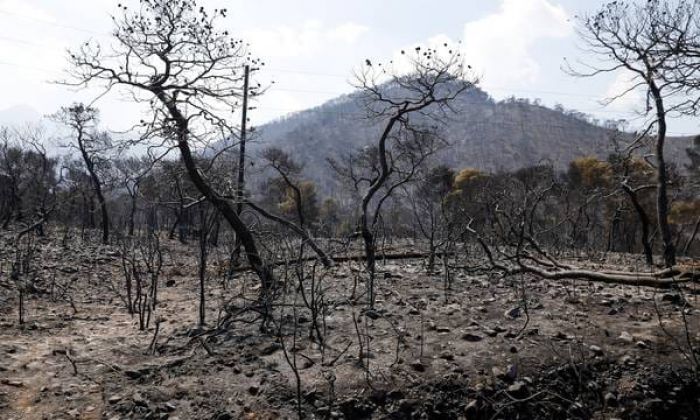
[254,86,693,192]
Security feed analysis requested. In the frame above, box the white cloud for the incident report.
[246,20,368,58]
[462,0,572,89]
[328,22,369,44]
[0,0,55,22]
[245,20,323,58]
[603,72,646,113]
[387,34,459,74]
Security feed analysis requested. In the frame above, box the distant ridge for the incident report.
[254,85,693,193]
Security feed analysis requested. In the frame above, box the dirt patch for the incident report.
[1,235,699,419]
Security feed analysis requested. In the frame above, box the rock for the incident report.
[132,392,148,407]
[620,354,636,366]
[505,307,521,319]
[213,413,233,420]
[555,331,569,340]
[260,342,282,356]
[483,328,498,337]
[124,368,148,380]
[507,381,528,397]
[661,293,683,305]
[505,364,518,381]
[619,331,634,344]
[388,389,405,400]
[608,308,618,315]
[465,400,479,416]
[410,360,426,372]
[604,392,618,406]
[107,395,122,404]
[248,385,259,396]
[436,326,451,333]
[165,279,176,287]
[492,366,507,380]
[461,333,483,342]
[0,379,23,387]
[590,345,604,356]
[636,340,648,349]
[439,351,454,361]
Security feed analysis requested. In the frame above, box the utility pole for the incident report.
[232,65,250,265]
[236,65,250,216]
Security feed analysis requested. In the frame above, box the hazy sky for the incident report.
[0,0,698,136]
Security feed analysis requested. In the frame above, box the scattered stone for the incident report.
[107,395,122,404]
[619,331,634,344]
[590,345,604,356]
[507,381,528,397]
[260,342,282,356]
[461,332,483,342]
[492,366,506,380]
[465,400,479,416]
[620,354,636,366]
[505,307,521,319]
[483,328,498,337]
[661,293,683,305]
[505,364,518,381]
[132,392,148,407]
[410,360,426,372]
[1,379,23,387]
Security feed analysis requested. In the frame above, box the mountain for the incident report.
[253,85,694,194]
[0,105,43,126]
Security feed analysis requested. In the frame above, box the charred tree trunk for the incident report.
[622,184,654,265]
[156,91,275,296]
[650,83,676,267]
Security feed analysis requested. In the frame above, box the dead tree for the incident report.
[465,170,698,288]
[52,104,111,244]
[404,164,456,272]
[64,0,276,294]
[114,156,152,236]
[65,0,333,300]
[331,46,476,308]
[256,147,332,267]
[570,0,700,267]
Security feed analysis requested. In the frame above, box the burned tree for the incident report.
[571,0,700,267]
[53,104,111,244]
[331,47,476,307]
[64,0,276,292]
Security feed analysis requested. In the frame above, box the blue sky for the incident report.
[0,0,698,137]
